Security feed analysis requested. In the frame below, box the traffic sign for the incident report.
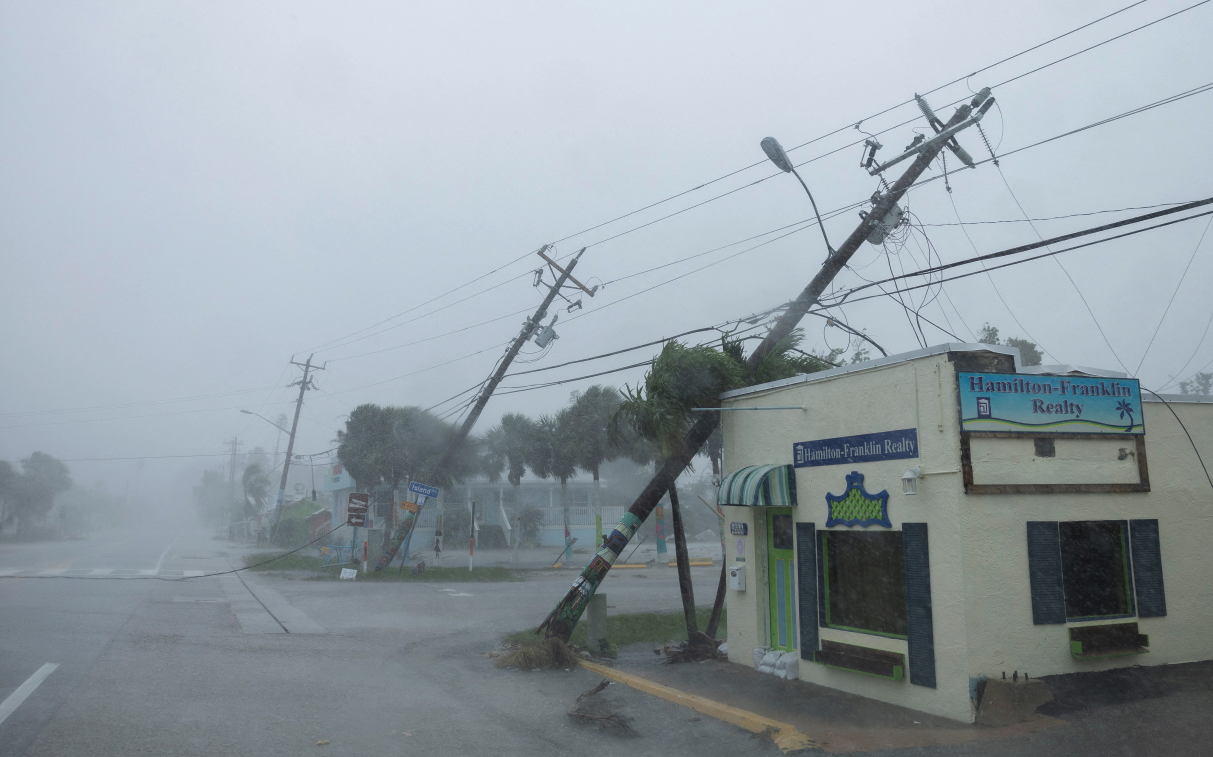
[408,482,441,499]
[347,492,369,527]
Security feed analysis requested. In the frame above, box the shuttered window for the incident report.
[1026,521,1067,625]
[796,522,818,661]
[1130,519,1167,617]
[902,523,936,688]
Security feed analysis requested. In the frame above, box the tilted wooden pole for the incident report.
[539,94,985,640]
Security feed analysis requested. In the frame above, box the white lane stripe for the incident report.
[87,569,113,576]
[36,569,66,576]
[183,570,205,578]
[152,536,181,575]
[0,663,59,726]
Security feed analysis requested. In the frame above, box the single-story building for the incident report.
[718,343,1212,722]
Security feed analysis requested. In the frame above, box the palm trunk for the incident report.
[593,468,602,549]
[667,481,698,639]
[511,482,522,548]
[561,477,571,562]
[705,451,727,639]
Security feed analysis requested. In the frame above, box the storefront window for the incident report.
[1059,521,1134,620]
[820,531,907,638]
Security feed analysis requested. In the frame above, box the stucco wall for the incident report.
[722,353,975,722]
[721,347,1213,724]
[960,397,1213,682]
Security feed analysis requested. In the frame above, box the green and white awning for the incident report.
[717,464,798,507]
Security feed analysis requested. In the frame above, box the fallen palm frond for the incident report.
[567,679,636,736]
[493,636,583,670]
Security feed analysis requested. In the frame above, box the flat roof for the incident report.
[720,342,1212,404]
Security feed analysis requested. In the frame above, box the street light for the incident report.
[761,136,835,260]
[241,409,290,434]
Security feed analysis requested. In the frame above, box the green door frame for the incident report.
[766,508,797,652]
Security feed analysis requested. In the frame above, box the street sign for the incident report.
[347,492,369,527]
[408,482,441,499]
[400,500,420,514]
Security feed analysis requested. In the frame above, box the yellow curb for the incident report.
[579,660,818,753]
[668,561,715,567]
[613,564,651,569]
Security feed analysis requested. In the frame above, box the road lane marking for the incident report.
[0,663,59,727]
[36,569,66,576]
[151,536,180,575]
[448,592,473,597]
[87,569,113,576]
[139,569,158,575]
[183,570,206,578]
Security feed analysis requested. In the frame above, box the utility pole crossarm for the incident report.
[538,248,597,297]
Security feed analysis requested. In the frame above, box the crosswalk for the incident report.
[0,568,216,578]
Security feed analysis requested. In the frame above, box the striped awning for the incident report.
[717,464,798,507]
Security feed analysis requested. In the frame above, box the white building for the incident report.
[718,343,1212,722]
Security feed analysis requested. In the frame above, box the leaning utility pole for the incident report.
[540,88,996,641]
[373,245,596,570]
[226,436,241,533]
[273,354,324,532]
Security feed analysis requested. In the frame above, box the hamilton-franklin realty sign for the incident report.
[958,371,1144,435]
[793,428,919,468]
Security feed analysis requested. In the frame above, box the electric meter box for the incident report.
[728,565,746,592]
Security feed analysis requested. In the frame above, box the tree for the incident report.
[0,460,15,530]
[529,410,580,562]
[1179,371,1213,396]
[338,403,482,556]
[11,453,73,534]
[976,323,1042,366]
[194,469,229,526]
[568,386,622,547]
[611,340,746,643]
[241,463,271,518]
[977,323,1000,345]
[483,412,535,541]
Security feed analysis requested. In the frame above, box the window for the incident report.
[820,531,907,638]
[772,514,794,550]
[1059,520,1134,620]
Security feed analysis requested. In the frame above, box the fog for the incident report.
[2,0,1211,511]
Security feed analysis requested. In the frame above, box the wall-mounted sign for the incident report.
[729,522,748,536]
[400,500,420,513]
[825,471,891,528]
[958,372,1144,435]
[735,538,745,560]
[794,428,918,468]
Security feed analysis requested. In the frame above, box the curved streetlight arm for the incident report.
[240,409,290,434]
[789,166,835,260]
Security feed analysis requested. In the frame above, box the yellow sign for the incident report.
[400,500,420,513]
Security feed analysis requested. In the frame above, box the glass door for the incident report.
[767,508,797,652]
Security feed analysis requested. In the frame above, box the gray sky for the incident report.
[3,0,1211,499]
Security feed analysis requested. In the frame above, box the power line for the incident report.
[1135,215,1213,375]
[815,208,1213,312]
[297,1,1196,358]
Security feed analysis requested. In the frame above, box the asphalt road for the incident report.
[0,523,757,757]
[4,524,1212,756]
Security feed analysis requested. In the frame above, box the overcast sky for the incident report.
[2,0,1211,499]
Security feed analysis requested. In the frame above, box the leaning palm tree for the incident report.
[241,463,271,520]
[568,386,622,548]
[610,340,745,645]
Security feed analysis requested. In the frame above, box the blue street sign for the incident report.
[408,481,441,499]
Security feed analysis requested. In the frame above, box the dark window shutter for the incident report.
[1026,521,1066,624]
[796,522,818,661]
[1130,519,1167,617]
[902,523,936,688]
[816,529,828,630]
